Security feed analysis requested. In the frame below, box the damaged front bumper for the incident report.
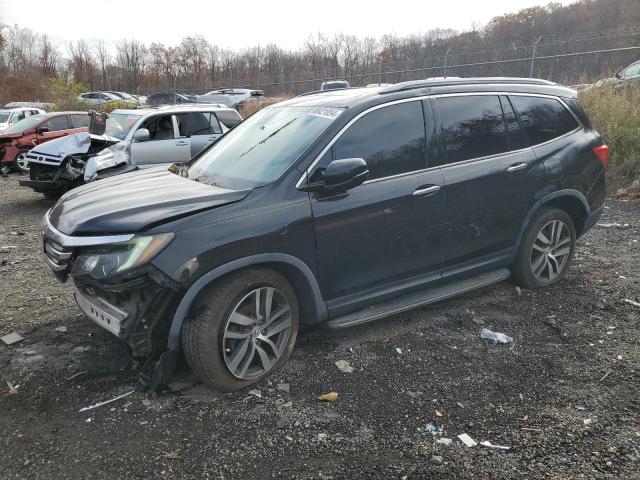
[42,212,182,390]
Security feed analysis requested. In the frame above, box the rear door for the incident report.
[307,100,445,314]
[175,111,224,157]
[69,114,90,133]
[433,94,543,276]
[130,114,190,166]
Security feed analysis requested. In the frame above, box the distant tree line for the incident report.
[1,0,639,102]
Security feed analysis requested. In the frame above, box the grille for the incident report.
[43,236,73,272]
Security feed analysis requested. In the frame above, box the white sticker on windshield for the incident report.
[307,107,342,120]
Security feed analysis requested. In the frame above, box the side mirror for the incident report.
[309,158,369,192]
[133,128,150,142]
[36,126,50,134]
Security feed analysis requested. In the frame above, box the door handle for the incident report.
[176,141,189,146]
[506,163,527,172]
[412,185,441,196]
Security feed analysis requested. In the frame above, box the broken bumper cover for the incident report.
[74,289,128,336]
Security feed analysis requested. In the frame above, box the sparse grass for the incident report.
[579,82,640,186]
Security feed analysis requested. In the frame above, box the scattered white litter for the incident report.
[54,326,67,333]
[395,347,403,354]
[480,328,513,344]
[436,438,453,446]
[623,299,640,308]
[248,389,262,398]
[480,440,511,450]
[335,360,355,373]
[1,332,24,345]
[457,433,477,447]
[79,390,135,412]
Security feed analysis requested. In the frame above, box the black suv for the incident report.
[42,78,607,391]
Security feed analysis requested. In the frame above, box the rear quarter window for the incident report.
[509,96,579,146]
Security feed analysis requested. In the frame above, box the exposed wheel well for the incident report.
[542,196,588,237]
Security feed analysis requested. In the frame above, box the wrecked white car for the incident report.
[20,104,242,197]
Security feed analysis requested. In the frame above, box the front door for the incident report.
[432,94,544,275]
[306,100,445,315]
[36,115,73,144]
[131,114,190,166]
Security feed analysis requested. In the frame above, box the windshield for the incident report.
[3,114,44,134]
[185,105,343,189]
[0,112,10,123]
[106,113,141,140]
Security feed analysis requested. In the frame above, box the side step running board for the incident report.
[327,268,511,330]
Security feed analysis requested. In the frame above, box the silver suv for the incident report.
[20,104,242,197]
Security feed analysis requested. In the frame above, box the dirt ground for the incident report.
[0,172,639,480]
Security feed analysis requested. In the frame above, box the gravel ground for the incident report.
[1,173,639,479]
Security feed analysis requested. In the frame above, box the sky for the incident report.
[0,0,577,52]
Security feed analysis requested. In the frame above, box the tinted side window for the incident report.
[216,110,242,128]
[44,115,70,131]
[436,95,507,165]
[500,96,528,150]
[333,101,426,181]
[509,96,579,146]
[71,114,90,128]
[176,112,216,137]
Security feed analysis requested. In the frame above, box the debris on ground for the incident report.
[395,347,403,354]
[277,415,290,429]
[457,433,478,447]
[1,332,24,345]
[345,347,354,354]
[248,389,262,398]
[597,222,629,228]
[431,455,444,465]
[318,392,339,402]
[6,381,18,395]
[471,316,485,325]
[436,438,453,446]
[435,410,443,417]
[480,328,513,344]
[480,440,511,450]
[335,360,354,373]
[78,390,135,412]
[425,422,439,435]
[622,298,640,308]
[277,383,290,393]
[142,399,152,407]
[66,371,87,381]
[54,326,67,333]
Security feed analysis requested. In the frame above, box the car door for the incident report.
[175,111,223,157]
[306,100,445,315]
[36,115,73,144]
[130,114,190,166]
[432,94,544,276]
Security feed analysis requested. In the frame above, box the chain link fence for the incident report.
[232,28,640,97]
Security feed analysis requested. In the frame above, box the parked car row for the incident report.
[78,91,147,106]
[38,77,607,393]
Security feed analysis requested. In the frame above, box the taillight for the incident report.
[593,144,609,168]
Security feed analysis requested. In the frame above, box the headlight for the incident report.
[71,233,174,280]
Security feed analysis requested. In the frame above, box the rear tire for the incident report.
[43,191,59,201]
[182,268,299,391]
[512,207,576,289]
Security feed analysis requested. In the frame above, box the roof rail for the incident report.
[379,77,557,94]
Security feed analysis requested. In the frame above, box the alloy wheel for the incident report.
[15,152,30,173]
[530,219,571,283]
[222,286,292,379]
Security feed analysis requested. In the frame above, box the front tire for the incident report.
[182,268,299,391]
[512,207,576,289]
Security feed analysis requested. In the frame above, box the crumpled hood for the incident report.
[0,131,24,140]
[30,132,120,157]
[48,168,251,235]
